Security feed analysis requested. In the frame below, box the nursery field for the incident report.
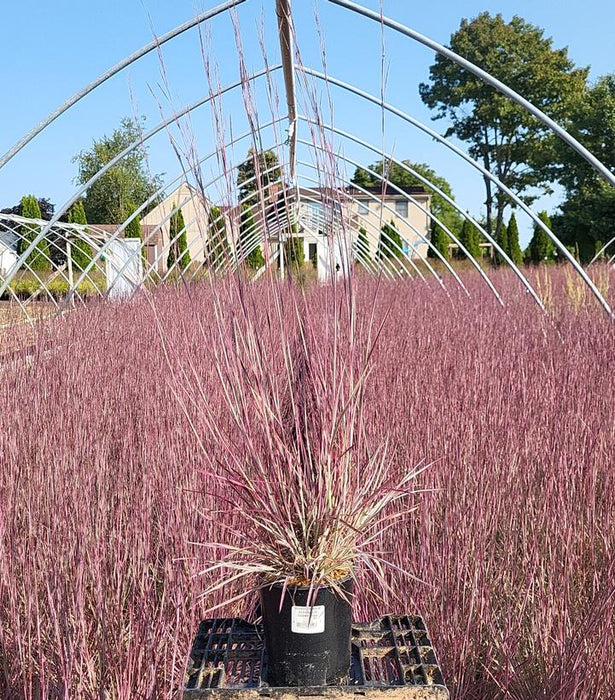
[1,266,614,699]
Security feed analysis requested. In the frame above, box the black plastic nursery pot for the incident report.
[259,576,354,687]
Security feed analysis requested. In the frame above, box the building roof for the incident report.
[346,184,428,197]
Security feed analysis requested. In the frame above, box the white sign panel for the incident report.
[291,605,326,634]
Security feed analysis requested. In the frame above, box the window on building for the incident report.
[395,199,408,218]
[307,202,323,224]
[357,199,369,215]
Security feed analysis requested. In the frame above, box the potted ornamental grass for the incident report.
[170,279,423,687]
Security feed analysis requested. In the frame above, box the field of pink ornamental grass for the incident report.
[1,266,614,699]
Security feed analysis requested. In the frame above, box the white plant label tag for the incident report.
[291,605,325,634]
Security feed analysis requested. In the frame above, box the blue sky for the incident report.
[1,0,613,244]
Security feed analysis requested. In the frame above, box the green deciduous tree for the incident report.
[553,185,615,262]
[551,75,615,261]
[167,205,190,272]
[17,195,51,272]
[527,211,556,264]
[351,159,462,259]
[506,213,524,265]
[73,117,163,224]
[67,200,93,272]
[420,13,587,238]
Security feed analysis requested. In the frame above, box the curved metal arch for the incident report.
[281,175,422,282]
[130,143,411,282]
[75,122,521,301]
[212,166,434,285]
[83,136,289,298]
[3,218,77,309]
[301,67,614,315]
[4,215,109,280]
[294,160,435,285]
[0,0,248,170]
[290,186,398,280]
[62,116,291,304]
[223,184,396,280]
[174,151,434,283]
[296,117,506,304]
[1,218,62,317]
[150,153,427,283]
[1,214,111,322]
[0,65,284,303]
[126,163,292,283]
[295,138,476,296]
[592,237,615,264]
[329,0,615,190]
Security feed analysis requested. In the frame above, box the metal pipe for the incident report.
[296,138,471,296]
[297,118,504,303]
[0,0,248,170]
[328,0,615,189]
[0,66,282,303]
[62,117,287,302]
[591,237,615,264]
[276,0,298,182]
[301,66,613,316]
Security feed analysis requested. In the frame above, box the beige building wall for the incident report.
[348,188,432,260]
[141,182,212,273]
[297,187,432,265]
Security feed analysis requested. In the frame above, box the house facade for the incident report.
[344,185,432,260]
[139,180,432,278]
[140,182,216,274]
[294,184,432,278]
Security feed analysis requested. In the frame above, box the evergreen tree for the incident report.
[430,225,450,259]
[527,211,556,264]
[356,226,371,263]
[122,201,147,267]
[17,195,51,271]
[237,149,282,206]
[377,220,404,259]
[494,220,509,266]
[457,218,482,259]
[67,201,93,272]
[123,202,142,239]
[167,205,190,271]
[208,205,229,267]
[283,224,305,271]
[238,204,265,270]
[506,213,524,265]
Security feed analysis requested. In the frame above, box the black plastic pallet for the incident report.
[184,615,448,698]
